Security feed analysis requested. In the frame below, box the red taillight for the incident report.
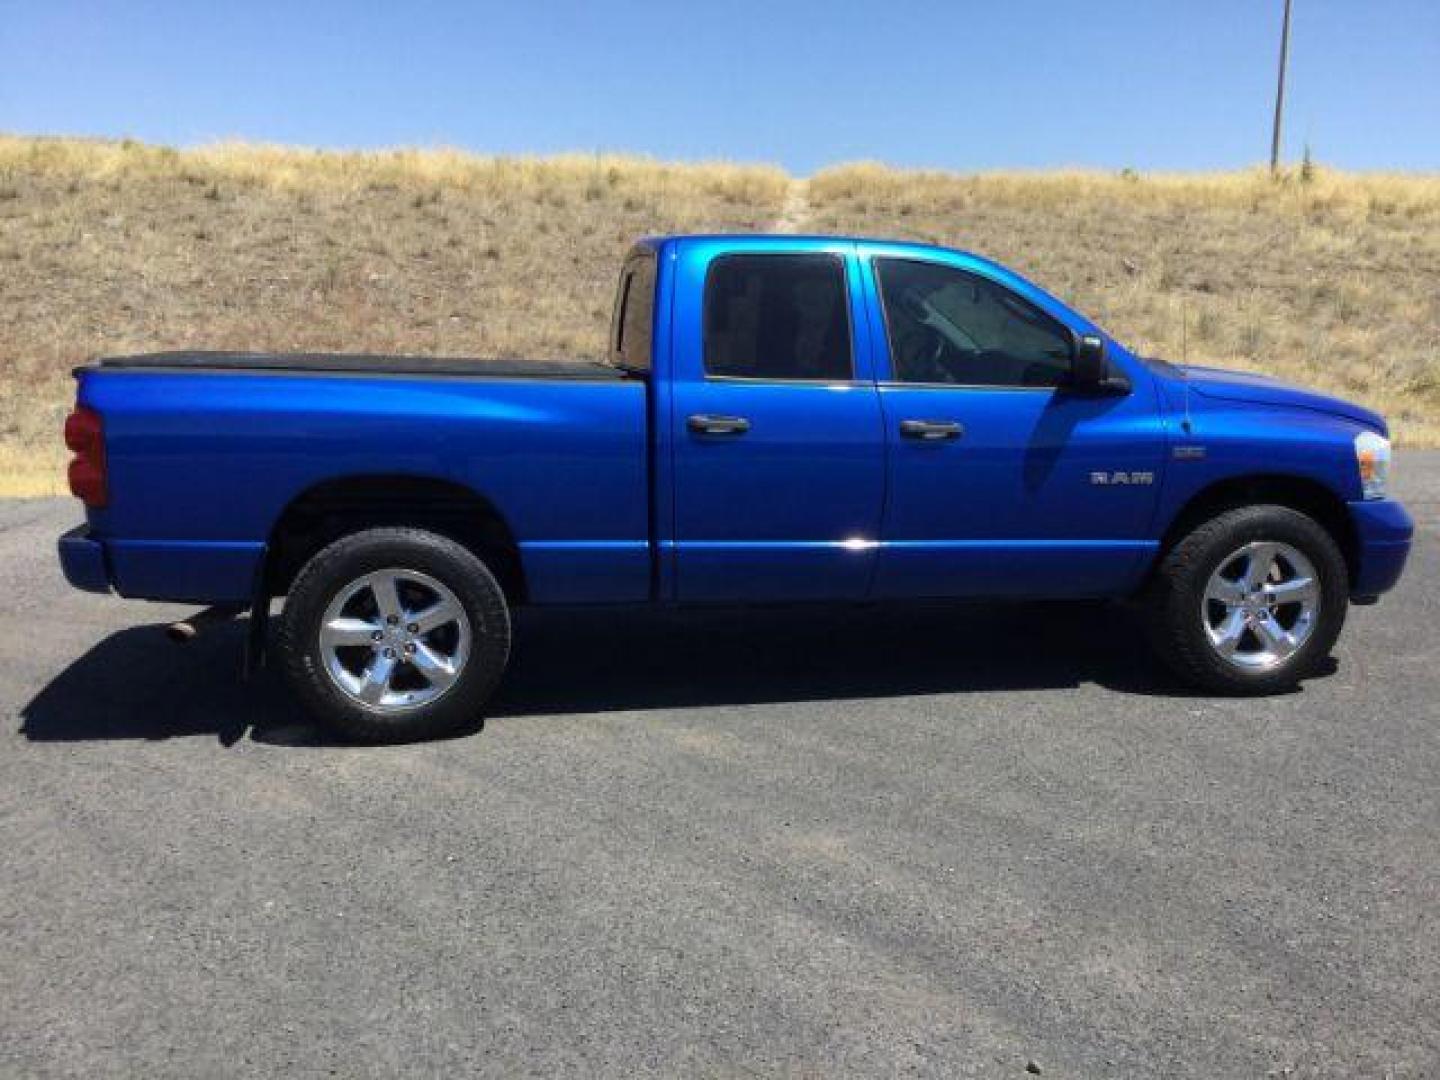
[64,406,108,507]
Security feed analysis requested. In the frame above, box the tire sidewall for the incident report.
[280,528,511,741]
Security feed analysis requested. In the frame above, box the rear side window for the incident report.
[612,252,657,371]
[703,254,852,381]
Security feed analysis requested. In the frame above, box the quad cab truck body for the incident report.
[59,235,1414,740]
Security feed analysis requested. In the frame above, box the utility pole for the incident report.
[1270,0,1293,175]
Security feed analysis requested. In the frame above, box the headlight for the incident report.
[1354,431,1391,500]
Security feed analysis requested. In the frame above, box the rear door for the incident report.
[668,240,885,601]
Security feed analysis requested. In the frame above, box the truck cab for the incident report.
[650,236,1162,603]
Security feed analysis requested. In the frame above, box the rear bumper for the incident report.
[58,525,111,593]
[57,527,263,603]
[1348,499,1413,599]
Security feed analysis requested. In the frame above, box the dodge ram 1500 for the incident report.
[59,235,1414,740]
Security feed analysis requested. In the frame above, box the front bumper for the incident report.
[1348,498,1413,599]
[58,525,111,594]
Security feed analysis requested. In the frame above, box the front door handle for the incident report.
[688,413,751,436]
[899,419,963,441]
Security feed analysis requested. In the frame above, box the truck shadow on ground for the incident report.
[20,601,1263,746]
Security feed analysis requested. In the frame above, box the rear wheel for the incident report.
[1144,505,1348,694]
[278,527,510,741]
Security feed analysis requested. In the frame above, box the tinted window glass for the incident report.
[612,252,656,371]
[703,254,851,381]
[875,258,1072,387]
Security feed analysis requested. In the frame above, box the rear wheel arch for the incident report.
[1152,474,1357,585]
[263,474,526,604]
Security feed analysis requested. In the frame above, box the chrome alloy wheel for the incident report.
[1202,541,1320,672]
[318,568,471,711]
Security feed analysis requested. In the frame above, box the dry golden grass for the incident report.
[2,137,1437,496]
[810,164,1440,445]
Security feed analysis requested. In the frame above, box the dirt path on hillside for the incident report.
[772,179,811,233]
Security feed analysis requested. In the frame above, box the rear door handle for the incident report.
[899,419,963,441]
[688,414,751,436]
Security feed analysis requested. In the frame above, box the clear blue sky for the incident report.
[2,0,1436,173]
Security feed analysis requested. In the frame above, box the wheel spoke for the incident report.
[1252,612,1299,660]
[1243,543,1279,590]
[1264,576,1318,606]
[412,598,462,634]
[369,573,406,623]
[1206,576,1248,605]
[321,616,379,648]
[1210,609,1248,657]
[409,642,459,690]
[357,651,398,704]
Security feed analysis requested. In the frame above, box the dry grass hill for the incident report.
[2,136,1436,495]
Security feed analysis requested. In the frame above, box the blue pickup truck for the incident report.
[59,235,1413,740]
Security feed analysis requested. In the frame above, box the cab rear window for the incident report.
[612,252,657,372]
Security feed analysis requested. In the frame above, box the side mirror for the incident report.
[1070,333,1128,393]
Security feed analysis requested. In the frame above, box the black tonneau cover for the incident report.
[96,350,629,380]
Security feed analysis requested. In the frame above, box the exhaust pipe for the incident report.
[166,604,243,643]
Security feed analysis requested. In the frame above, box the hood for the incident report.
[1175,364,1386,433]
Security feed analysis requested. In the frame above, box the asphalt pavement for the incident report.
[2,455,1437,1077]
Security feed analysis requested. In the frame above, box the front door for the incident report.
[863,253,1165,599]
[669,243,885,601]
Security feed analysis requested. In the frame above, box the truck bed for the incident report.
[96,350,630,380]
[74,357,652,605]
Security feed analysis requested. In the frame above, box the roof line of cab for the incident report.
[637,232,1019,292]
[640,232,981,260]
[635,233,1101,339]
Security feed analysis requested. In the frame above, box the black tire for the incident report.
[277,527,511,742]
[1143,504,1348,695]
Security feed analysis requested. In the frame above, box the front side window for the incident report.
[875,258,1072,387]
[703,254,852,381]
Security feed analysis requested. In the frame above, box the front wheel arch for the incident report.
[1147,474,1357,591]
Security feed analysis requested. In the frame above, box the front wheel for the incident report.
[1144,505,1348,694]
[277,527,511,741]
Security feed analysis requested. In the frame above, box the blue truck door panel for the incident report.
[873,385,1164,597]
[666,238,885,601]
[858,250,1166,599]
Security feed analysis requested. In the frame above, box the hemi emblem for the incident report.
[1090,471,1155,486]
